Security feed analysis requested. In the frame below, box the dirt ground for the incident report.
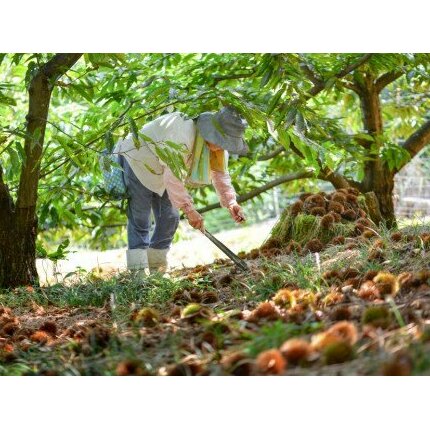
[36,219,277,285]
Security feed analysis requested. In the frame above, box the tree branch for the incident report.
[341,80,362,95]
[195,170,315,215]
[375,70,404,93]
[307,53,373,97]
[318,167,350,189]
[43,53,82,82]
[257,146,286,161]
[299,60,324,87]
[397,118,430,171]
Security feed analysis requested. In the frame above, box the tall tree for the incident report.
[0,54,81,287]
[1,53,430,289]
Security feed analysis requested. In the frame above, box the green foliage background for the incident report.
[1,53,429,251]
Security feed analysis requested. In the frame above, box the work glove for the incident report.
[185,208,205,232]
[228,203,246,223]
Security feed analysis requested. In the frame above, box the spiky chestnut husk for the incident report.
[220,351,253,376]
[330,305,352,321]
[323,341,355,365]
[0,314,17,326]
[1,322,19,337]
[357,281,380,301]
[305,238,324,253]
[249,248,261,259]
[291,200,304,216]
[331,235,345,245]
[280,338,313,364]
[346,193,358,205]
[322,291,344,306]
[347,187,360,196]
[389,231,402,242]
[380,351,412,376]
[299,192,313,202]
[368,248,385,262]
[165,361,203,376]
[362,229,377,239]
[373,239,386,249]
[337,188,348,195]
[361,306,392,329]
[189,289,203,302]
[355,223,366,234]
[286,241,302,254]
[322,270,341,281]
[419,233,430,248]
[265,247,282,257]
[340,267,360,280]
[342,277,360,289]
[325,321,358,345]
[249,302,280,321]
[116,360,147,376]
[321,213,335,229]
[133,307,160,327]
[39,321,58,336]
[261,238,282,251]
[342,209,358,221]
[419,325,430,342]
[30,330,50,344]
[331,192,347,204]
[415,270,430,283]
[0,307,12,316]
[85,326,111,349]
[311,332,344,351]
[217,273,234,287]
[201,291,219,304]
[304,194,325,207]
[273,289,296,308]
[181,303,202,318]
[327,201,344,214]
[329,211,342,223]
[255,349,287,375]
[373,272,399,296]
[356,217,372,227]
[309,206,326,217]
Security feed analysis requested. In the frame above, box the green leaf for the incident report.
[0,91,16,106]
[128,116,140,147]
[104,131,115,152]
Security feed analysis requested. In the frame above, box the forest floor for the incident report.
[2,216,430,376]
[36,219,277,285]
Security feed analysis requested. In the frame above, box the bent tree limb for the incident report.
[196,170,315,215]
[397,118,430,172]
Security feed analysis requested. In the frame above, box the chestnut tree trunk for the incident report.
[0,54,82,289]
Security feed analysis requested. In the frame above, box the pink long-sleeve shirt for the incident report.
[163,167,237,213]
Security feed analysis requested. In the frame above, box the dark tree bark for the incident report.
[0,54,82,289]
[352,72,397,226]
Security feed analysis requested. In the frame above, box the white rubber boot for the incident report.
[126,249,149,279]
[147,248,169,274]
